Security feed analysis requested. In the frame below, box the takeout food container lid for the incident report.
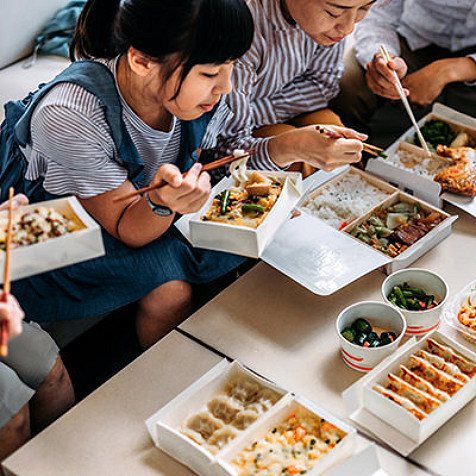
[365,102,476,217]
[336,301,406,373]
[215,395,356,476]
[185,170,302,259]
[260,166,456,296]
[442,279,476,344]
[145,360,289,476]
[343,330,476,454]
[382,268,449,335]
[0,196,105,283]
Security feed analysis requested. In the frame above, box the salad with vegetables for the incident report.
[341,318,397,348]
[387,283,440,311]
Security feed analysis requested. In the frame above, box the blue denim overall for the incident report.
[2,61,244,322]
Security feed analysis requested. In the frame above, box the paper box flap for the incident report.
[261,213,390,296]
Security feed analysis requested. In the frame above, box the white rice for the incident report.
[302,171,391,229]
[386,150,449,179]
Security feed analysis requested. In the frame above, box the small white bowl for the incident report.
[382,268,449,336]
[336,301,406,373]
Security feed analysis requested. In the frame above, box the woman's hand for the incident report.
[0,295,25,338]
[269,125,367,171]
[148,162,211,215]
[365,53,408,100]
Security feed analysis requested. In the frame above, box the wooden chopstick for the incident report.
[0,187,14,357]
[112,150,255,203]
[379,45,431,156]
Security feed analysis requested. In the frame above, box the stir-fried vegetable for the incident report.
[387,282,440,311]
[413,120,456,151]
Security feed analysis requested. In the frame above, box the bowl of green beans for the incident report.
[382,268,449,335]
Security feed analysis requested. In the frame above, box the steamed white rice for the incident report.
[302,171,391,229]
[386,150,448,178]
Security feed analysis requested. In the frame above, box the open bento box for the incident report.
[260,166,456,296]
[342,330,476,456]
[0,196,104,282]
[443,279,476,344]
[146,360,358,476]
[179,170,302,258]
[366,103,476,216]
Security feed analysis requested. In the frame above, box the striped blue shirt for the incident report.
[218,0,345,170]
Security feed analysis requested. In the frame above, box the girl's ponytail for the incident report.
[70,0,122,61]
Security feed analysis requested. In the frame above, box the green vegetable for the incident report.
[414,119,456,149]
[242,203,267,213]
[369,339,381,348]
[220,190,230,215]
[351,318,372,334]
[341,327,357,343]
[387,283,439,311]
[355,332,369,346]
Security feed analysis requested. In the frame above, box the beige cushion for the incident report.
[0,0,70,70]
[0,55,69,122]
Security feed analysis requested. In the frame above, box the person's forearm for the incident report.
[437,57,476,85]
[268,132,301,168]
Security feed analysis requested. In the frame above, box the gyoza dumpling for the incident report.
[409,355,464,396]
[207,426,238,450]
[231,409,259,430]
[207,396,242,423]
[374,384,428,420]
[387,373,441,414]
[185,411,223,440]
[416,350,470,383]
[426,338,476,378]
[400,365,450,402]
[245,387,280,414]
[226,377,260,404]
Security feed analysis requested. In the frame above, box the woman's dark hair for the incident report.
[70,0,254,93]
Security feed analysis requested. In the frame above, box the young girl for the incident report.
[3,0,254,349]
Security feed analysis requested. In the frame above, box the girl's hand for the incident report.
[269,125,367,171]
[0,295,25,338]
[365,53,408,100]
[0,193,29,211]
[149,162,211,215]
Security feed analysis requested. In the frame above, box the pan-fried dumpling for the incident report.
[207,396,242,423]
[409,356,464,396]
[400,365,450,402]
[416,350,470,383]
[207,426,238,450]
[374,384,428,420]
[181,427,207,447]
[231,409,259,430]
[387,373,440,414]
[185,412,223,440]
[245,387,280,414]
[226,377,260,404]
[426,338,476,378]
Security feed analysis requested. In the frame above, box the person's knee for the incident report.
[41,356,71,392]
[0,405,30,461]
[140,280,193,315]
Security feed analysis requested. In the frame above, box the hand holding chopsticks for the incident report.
[0,187,14,357]
[113,150,255,203]
[379,45,431,156]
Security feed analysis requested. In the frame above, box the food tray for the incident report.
[443,279,476,344]
[0,196,104,282]
[146,360,357,476]
[178,170,302,258]
[343,330,476,455]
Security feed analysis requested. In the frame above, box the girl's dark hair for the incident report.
[70,0,254,92]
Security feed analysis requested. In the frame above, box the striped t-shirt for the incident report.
[218,0,345,170]
[24,57,183,198]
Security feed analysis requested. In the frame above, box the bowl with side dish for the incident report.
[382,268,449,336]
[336,301,406,373]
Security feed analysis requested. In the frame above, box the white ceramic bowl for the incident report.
[336,301,406,373]
[382,268,449,336]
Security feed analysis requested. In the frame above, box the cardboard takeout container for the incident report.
[0,196,105,283]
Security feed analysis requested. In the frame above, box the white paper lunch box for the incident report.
[260,167,456,296]
[145,360,356,476]
[187,170,302,259]
[362,330,476,444]
[366,102,476,215]
[0,196,105,283]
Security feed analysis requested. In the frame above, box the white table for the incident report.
[180,204,476,476]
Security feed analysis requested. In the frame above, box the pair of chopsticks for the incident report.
[0,188,14,357]
[379,45,431,156]
[315,126,388,159]
[113,150,255,203]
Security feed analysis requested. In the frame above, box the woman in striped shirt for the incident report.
[218,0,376,176]
[2,0,254,349]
